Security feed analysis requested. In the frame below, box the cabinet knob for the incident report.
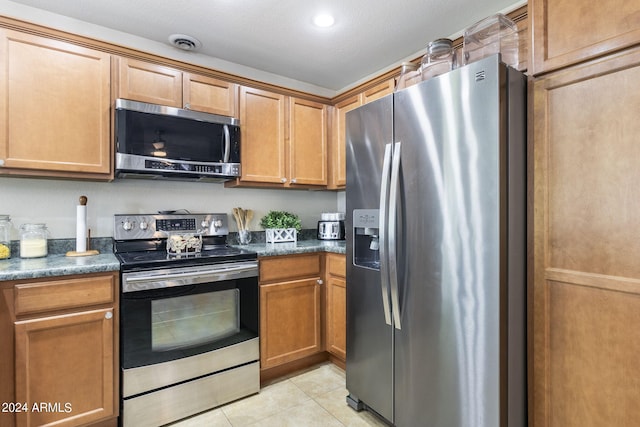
[316,279,323,285]
[184,103,191,110]
[0,159,4,166]
[105,311,113,320]
[281,177,287,183]
[291,178,297,184]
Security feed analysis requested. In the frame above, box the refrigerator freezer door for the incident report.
[345,95,394,423]
[392,56,504,426]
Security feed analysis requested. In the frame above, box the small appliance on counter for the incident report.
[317,212,345,240]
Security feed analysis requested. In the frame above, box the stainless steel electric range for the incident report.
[113,213,259,427]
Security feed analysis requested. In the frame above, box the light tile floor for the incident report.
[168,363,389,427]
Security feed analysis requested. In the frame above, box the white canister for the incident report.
[19,223,48,258]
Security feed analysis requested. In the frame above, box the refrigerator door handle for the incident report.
[378,142,393,326]
[389,142,402,330]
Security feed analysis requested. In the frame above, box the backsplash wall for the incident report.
[0,177,339,239]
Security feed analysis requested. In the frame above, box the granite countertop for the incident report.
[0,239,345,281]
[233,239,345,257]
[0,253,120,282]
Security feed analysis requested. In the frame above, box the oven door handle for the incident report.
[122,262,258,292]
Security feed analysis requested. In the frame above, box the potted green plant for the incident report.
[259,210,301,243]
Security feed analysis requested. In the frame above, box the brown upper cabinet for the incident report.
[234,86,286,185]
[288,97,328,186]
[0,29,112,179]
[328,79,394,190]
[118,57,237,116]
[530,0,640,75]
[226,86,328,188]
[329,95,360,189]
[361,79,395,104]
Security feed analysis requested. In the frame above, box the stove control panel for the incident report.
[114,213,228,240]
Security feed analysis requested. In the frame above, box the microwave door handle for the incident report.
[223,124,231,163]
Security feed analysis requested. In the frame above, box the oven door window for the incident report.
[121,276,258,369]
[152,289,239,352]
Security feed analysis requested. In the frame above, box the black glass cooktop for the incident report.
[115,242,257,271]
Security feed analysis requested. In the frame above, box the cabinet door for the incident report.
[531,0,640,75]
[239,86,286,184]
[183,73,237,116]
[260,278,322,369]
[288,97,327,186]
[329,95,361,189]
[0,30,111,176]
[361,79,394,104]
[118,58,182,107]
[531,47,640,426]
[325,276,346,361]
[15,308,115,427]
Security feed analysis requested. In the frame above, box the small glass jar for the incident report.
[395,62,420,91]
[237,229,252,245]
[421,38,457,81]
[20,223,49,259]
[0,215,12,259]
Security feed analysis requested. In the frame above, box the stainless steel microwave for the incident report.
[115,99,241,181]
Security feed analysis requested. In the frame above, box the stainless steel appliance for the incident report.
[345,55,527,427]
[317,212,345,240]
[114,213,259,427]
[115,99,241,181]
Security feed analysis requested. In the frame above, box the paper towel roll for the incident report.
[76,205,87,253]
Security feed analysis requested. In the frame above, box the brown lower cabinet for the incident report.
[0,272,119,427]
[259,253,323,371]
[258,252,347,381]
[325,253,346,364]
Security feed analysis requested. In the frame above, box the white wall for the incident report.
[0,177,339,239]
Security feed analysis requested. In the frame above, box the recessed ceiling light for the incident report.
[313,13,335,28]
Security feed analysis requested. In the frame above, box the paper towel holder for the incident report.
[66,195,100,257]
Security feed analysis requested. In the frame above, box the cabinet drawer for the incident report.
[14,275,115,316]
[259,253,321,283]
[327,254,346,278]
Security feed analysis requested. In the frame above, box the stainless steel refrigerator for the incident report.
[345,54,527,427]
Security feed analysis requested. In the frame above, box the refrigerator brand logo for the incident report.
[475,70,486,82]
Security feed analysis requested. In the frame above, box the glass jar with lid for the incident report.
[420,38,457,81]
[20,223,49,258]
[462,13,519,67]
[395,62,420,92]
[0,215,12,259]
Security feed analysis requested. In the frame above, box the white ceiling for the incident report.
[5,0,523,96]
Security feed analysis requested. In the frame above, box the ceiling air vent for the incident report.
[168,34,202,51]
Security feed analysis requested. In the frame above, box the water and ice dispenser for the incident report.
[352,209,380,270]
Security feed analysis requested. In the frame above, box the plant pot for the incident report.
[265,228,297,243]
